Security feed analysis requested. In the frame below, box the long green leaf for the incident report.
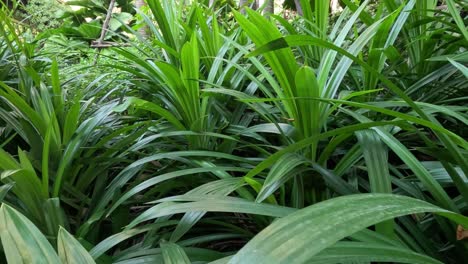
[229,194,467,264]
[58,227,96,264]
[161,242,191,264]
[0,204,61,264]
[310,241,442,264]
[356,130,394,236]
[127,195,297,229]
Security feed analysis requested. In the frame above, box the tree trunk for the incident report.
[239,0,249,13]
[263,0,274,16]
[294,0,303,16]
[240,0,260,13]
[253,0,259,10]
[135,0,149,39]
[239,0,258,14]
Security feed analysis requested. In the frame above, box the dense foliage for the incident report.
[0,0,467,263]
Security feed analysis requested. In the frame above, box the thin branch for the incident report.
[93,0,117,65]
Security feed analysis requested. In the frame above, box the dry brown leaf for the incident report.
[456,225,468,240]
